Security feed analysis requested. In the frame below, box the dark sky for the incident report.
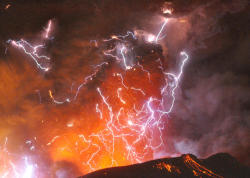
[0,0,249,177]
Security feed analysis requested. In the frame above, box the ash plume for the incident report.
[160,0,250,166]
[0,0,249,177]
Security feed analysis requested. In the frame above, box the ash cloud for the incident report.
[0,0,249,176]
[0,0,167,176]
[162,0,250,166]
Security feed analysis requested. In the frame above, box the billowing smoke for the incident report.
[0,0,249,177]
[160,0,250,166]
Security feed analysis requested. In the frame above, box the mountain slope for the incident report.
[79,153,250,178]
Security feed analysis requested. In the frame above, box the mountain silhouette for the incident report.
[79,153,249,178]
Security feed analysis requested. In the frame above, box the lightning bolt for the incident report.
[7,20,53,72]
[3,7,192,176]
[44,19,52,39]
[45,15,189,171]
[155,18,169,43]
[7,39,50,72]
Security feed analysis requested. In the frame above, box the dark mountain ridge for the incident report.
[79,153,250,178]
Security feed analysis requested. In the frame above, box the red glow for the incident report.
[47,57,167,173]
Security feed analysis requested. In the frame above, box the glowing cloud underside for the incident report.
[2,8,191,177]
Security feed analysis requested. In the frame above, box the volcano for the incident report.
[0,0,249,177]
[80,153,249,178]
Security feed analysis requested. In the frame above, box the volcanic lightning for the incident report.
[7,20,53,72]
[2,6,191,177]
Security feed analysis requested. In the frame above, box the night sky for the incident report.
[0,0,249,177]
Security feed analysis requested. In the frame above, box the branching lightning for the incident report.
[2,7,192,177]
[7,20,53,72]
[45,13,189,171]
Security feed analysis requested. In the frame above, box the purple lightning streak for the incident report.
[49,90,70,104]
[120,46,132,70]
[137,63,151,81]
[103,45,132,70]
[46,14,189,170]
[0,137,37,178]
[115,73,129,89]
[45,12,189,172]
[155,18,169,43]
[130,87,146,96]
[96,104,103,119]
[7,20,53,72]
[160,51,189,114]
[48,61,108,104]
[5,6,191,175]
[7,39,50,72]
[22,157,34,178]
[117,88,126,104]
[43,19,52,39]
[103,31,136,42]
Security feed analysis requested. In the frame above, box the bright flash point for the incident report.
[163,8,173,15]
[67,122,74,127]
[111,35,118,39]
[126,146,131,150]
[147,34,156,43]
[5,4,11,10]
[128,120,133,126]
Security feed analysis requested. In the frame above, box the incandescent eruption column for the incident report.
[2,7,190,177]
